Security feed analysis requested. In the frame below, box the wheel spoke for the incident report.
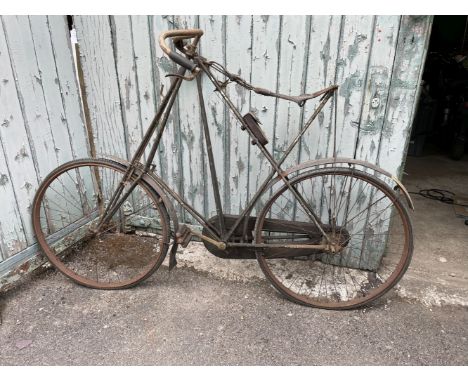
[255,167,412,309]
[32,160,170,289]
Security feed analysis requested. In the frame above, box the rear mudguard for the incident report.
[103,157,180,269]
[273,157,414,210]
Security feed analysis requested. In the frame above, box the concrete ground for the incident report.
[400,154,468,306]
[0,154,467,365]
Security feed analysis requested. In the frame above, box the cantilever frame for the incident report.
[96,47,338,248]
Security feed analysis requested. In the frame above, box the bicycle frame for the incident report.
[97,53,338,247]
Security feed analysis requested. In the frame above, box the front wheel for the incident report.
[255,167,413,309]
[32,158,171,289]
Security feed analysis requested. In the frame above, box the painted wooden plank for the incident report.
[355,16,401,164]
[111,15,143,159]
[24,16,82,230]
[320,16,375,268]
[297,15,342,229]
[351,16,401,270]
[173,15,205,223]
[248,15,282,215]
[130,15,159,163]
[2,16,61,179]
[151,15,185,218]
[0,14,434,280]
[377,15,433,177]
[29,16,76,166]
[74,15,128,159]
[47,16,89,160]
[0,143,27,257]
[225,15,252,215]
[328,16,401,269]
[28,16,85,227]
[0,16,39,246]
[330,15,375,158]
[358,16,431,271]
[273,16,310,169]
[48,16,98,215]
[300,15,342,162]
[198,15,226,217]
[270,16,310,221]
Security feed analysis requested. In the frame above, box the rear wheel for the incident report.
[255,167,413,309]
[32,158,170,289]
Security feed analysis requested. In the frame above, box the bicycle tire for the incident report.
[255,167,413,309]
[32,158,171,289]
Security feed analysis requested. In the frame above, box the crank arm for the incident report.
[176,225,226,250]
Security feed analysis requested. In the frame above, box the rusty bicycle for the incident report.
[32,29,414,309]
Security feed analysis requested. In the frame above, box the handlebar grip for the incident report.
[168,51,198,72]
[159,29,203,72]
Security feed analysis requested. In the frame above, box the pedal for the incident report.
[176,224,192,248]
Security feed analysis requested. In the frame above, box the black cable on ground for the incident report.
[408,188,468,207]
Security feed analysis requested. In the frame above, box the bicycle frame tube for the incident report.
[99,53,337,245]
[96,68,185,229]
[196,58,336,242]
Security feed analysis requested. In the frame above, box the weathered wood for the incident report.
[174,15,205,223]
[111,15,143,159]
[151,15,185,219]
[0,16,86,269]
[300,15,342,162]
[225,15,252,215]
[248,15,282,214]
[131,15,159,162]
[378,16,433,177]
[0,143,27,258]
[198,15,227,216]
[332,15,375,158]
[2,16,60,180]
[273,16,310,168]
[73,15,431,222]
[355,16,401,163]
[0,14,434,286]
[47,16,89,160]
[28,16,84,227]
[331,16,401,269]
[270,16,311,221]
[352,16,401,269]
[74,16,128,159]
[0,16,41,247]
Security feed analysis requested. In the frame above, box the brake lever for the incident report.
[165,68,201,82]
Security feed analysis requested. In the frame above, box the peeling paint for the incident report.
[339,70,363,115]
[287,35,297,49]
[14,146,29,161]
[236,158,245,173]
[158,56,173,73]
[0,15,431,283]
[320,23,332,83]
[34,73,42,84]
[124,77,131,110]
[21,181,33,192]
[348,33,368,62]
[0,174,9,186]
